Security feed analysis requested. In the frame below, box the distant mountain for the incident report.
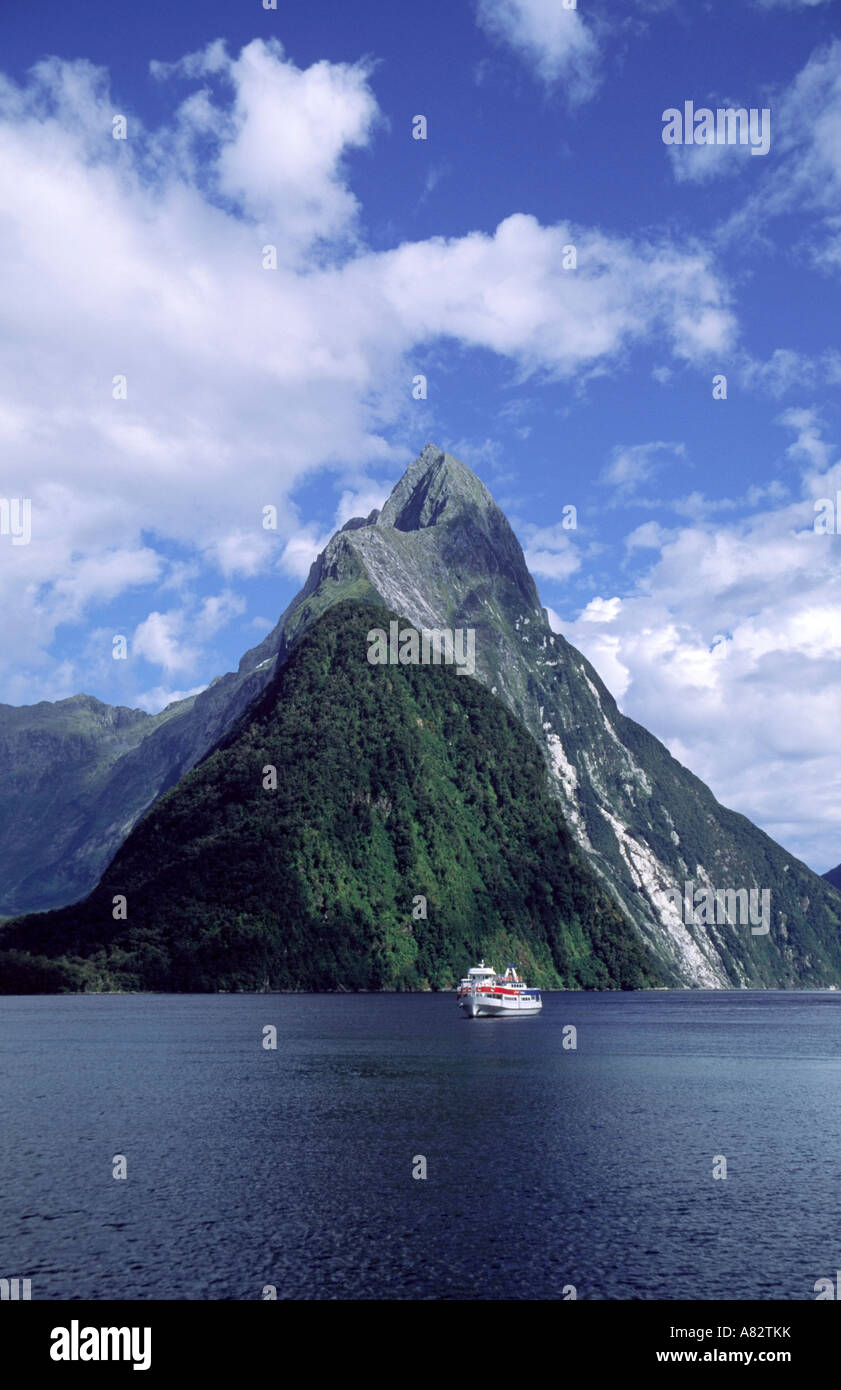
[0,692,191,916]
[0,671,278,916]
[823,864,841,892]
[0,602,663,993]
[3,443,841,988]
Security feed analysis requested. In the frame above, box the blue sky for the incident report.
[0,0,840,868]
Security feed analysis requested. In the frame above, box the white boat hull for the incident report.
[461,992,542,1018]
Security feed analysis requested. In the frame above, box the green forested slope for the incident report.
[0,602,663,993]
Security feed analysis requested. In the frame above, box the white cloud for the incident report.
[738,349,816,398]
[131,591,245,676]
[475,0,600,100]
[335,483,391,528]
[580,596,623,623]
[149,39,378,255]
[550,414,841,870]
[603,441,686,496]
[133,683,207,715]
[208,529,276,579]
[522,519,583,581]
[717,41,841,268]
[48,546,164,619]
[194,591,247,639]
[374,215,736,372]
[525,543,581,581]
[133,611,198,675]
[779,405,831,471]
[0,41,737,699]
[625,521,671,552]
[548,605,632,699]
[279,527,333,581]
[779,41,841,190]
[753,0,829,8]
[668,135,759,185]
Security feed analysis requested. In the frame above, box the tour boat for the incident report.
[457,960,542,1017]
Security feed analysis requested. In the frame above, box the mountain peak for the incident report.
[377,443,497,532]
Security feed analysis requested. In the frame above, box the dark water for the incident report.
[2,991,841,1300]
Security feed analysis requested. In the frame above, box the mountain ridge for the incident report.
[2,443,840,989]
[823,864,841,892]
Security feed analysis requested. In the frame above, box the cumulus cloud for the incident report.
[549,413,841,871]
[151,39,379,254]
[373,215,736,371]
[579,595,623,623]
[517,517,583,582]
[625,521,672,552]
[475,0,600,100]
[525,542,581,581]
[0,40,737,702]
[132,590,245,676]
[133,611,195,675]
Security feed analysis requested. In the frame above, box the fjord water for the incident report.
[2,991,839,1301]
